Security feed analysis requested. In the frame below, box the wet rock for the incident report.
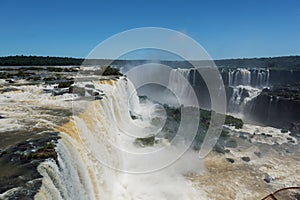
[290,131,300,140]
[213,143,226,154]
[225,158,235,163]
[0,115,5,119]
[290,122,300,133]
[0,87,22,94]
[225,139,238,148]
[52,88,69,96]
[43,76,57,82]
[266,134,272,137]
[20,142,58,163]
[134,135,156,147]
[254,151,262,158]
[0,132,60,196]
[58,81,74,88]
[94,96,103,100]
[286,148,294,154]
[241,156,250,162]
[241,88,250,99]
[5,79,15,83]
[69,86,85,96]
[239,133,248,140]
[220,130,230,138]
[288,139,295,144]
[130,114,138,120]
[85,84,95,89]
[281,128,289,133]
[264,174,274,183]
[86,89,100,96]
[0,149,7,157]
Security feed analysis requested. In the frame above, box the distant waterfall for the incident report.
[255,69,270,87]
[228,68,251,86]
[225,68,270,116]
[192,69,196,86]
[167,68,197,106]
[228,86,261,114]
[228,68,269,87]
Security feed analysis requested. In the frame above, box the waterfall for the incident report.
[167,68,197,106]
[192,69,196,86]
[226,68,271,116]
[228,85,261,115]
[35,77,206,200]
[228,70,234,87]
[230,68,251,86]
[227,68,269,87]
[266,68,270,86]
[255,69,269,87]
[240,68,251,86]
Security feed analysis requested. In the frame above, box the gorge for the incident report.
[0,59,299,199]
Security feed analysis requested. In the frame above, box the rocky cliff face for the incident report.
[248,85,300,129]
[178,67,300,131]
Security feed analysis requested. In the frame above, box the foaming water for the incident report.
[35,77,206,199]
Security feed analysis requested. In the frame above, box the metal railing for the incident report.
[261,187,300,200]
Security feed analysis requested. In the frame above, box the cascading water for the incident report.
[35,77,206,200]
[226,68,270,116]
[227,68,269,87]
[165,68,195,106]
[228,85,261,115]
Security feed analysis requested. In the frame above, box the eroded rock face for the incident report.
[0,131,60,198]
[248,85,300,129]
[69,85,85,96]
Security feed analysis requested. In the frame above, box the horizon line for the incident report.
[1,54,300,62]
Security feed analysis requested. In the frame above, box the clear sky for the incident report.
[0,0,300,59]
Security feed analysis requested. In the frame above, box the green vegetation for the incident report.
[215,56,300,69]
[160,105,243,151]
[134,135,156,147]
[57,80,74,88]
[0,55,83,66]
[102,66,122,76]
[20,142,57,161]
[225,115,243,129]
[1,55,300,69]
[261,86,300,100]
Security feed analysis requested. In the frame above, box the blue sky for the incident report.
[0,0,299,59]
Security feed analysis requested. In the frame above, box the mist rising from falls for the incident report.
[166,68,198,107]
[125,64,199,108]
[35,77,206,200]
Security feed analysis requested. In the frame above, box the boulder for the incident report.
[225,139,238,148]
[241,156,250,162]
[69,86,85,96]
[263,174,274,183]
[85,84,95,89]
[225,158,235,163]
[213,143,226,154]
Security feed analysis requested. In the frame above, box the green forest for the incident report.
[0,55,84,66]
[1,55,300,69]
